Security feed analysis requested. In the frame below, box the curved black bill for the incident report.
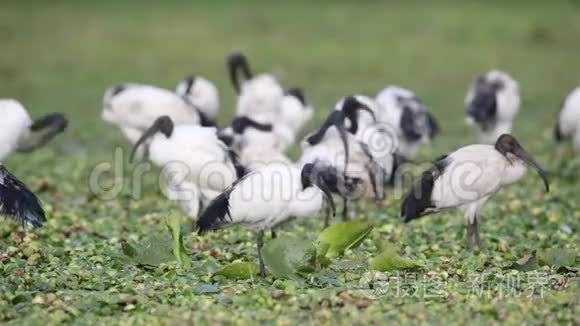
[515,148,550,192]
[130,116,173,163]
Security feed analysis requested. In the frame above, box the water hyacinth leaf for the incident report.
[164,212,191,270]
[119,235,174,267]
[538,249,576,268]
[317,221,373,257]
[369,245,424,272]
[262,236,317,280]
[215,262,259,280]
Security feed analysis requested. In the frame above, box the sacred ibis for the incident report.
[227,52,284,120]
[375,86,439,160]
[102,83,202,156]
[0,164,46,228]
[130,116,244,224]
[464,70,521,144]
[197,161,337,277]
[280,87,313,134]
[300,96,383,222]
[401,134,549,249]
[175,75,220,127]
[555,86,580,151]
[0,99,68,161]
[228,116,293,172]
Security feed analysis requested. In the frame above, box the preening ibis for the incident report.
[0,99,68,161]
[130,116,244,222]
[555,86,580,151]
[227,52,284,120]
[280,87,313,134]
[375,86,439,160]
[465,70,521,144]
[401,134,549,249]
[0,164,45,228]
[175,75,220,127]
[102,83,202,156]
[300,96,383,222]
[197,162,337,276]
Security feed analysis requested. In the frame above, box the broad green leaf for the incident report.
[317,221,373,257]
[215,262,259,280]
[538,249,576,267]
[369,245,423,272]
[120,234,175,267]
[262,235,318,280]
[164,212,192,270]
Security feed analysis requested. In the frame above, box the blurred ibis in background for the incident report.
[555,86,580,152]
[175,75,221,127]
[0,99,68,161]
[464,70,521,144]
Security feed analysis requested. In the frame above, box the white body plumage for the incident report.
[0,99,33,160]
[555,86,580,151]
[175,76,220,124]
[102,84,201,145]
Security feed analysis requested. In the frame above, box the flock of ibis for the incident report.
[1,52,578,276]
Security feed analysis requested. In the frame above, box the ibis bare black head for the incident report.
[227,52,253,94]
[130,116,174,163]
[231,116,273,134]
[286,87,306,106]
[301,163,336,218]
[495,134,549,192]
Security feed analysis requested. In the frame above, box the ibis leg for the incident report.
[342,197,349,221]
[324,204,331,228]
[473,218,484,249]
[257,230,266,277]
[467,222,475,250]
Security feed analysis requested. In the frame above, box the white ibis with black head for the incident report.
[130,116,245,224]
[555,86,580,152]
[102,83,202,155]
[280,87,313,135]
[401,134,549,249]
[300,96,383,222]
[0,99,68,161]
[375,86,439,160]
[227,116,293,172]
[0,163,46,228]
[227,52,284,120]
[197,161,337,277]
[465,70,521,144]
[175,75,220,127]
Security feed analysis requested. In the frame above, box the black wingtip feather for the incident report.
[196,192,231,235]
[0,166,46,228]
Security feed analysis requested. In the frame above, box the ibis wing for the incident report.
[0,165,45,228]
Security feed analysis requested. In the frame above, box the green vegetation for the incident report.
[0,1,578,324]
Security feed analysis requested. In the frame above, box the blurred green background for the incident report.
[1,0,579,160]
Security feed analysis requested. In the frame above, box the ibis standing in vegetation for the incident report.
[197,162,337,277]
[375,86,439,160]
[0,99,68,161]
[464,70,521,144]
[175,75,221,127]
[0,164,46,228]
[554,86,580,151]
[401,134,549,249]
[130,116,244,223]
